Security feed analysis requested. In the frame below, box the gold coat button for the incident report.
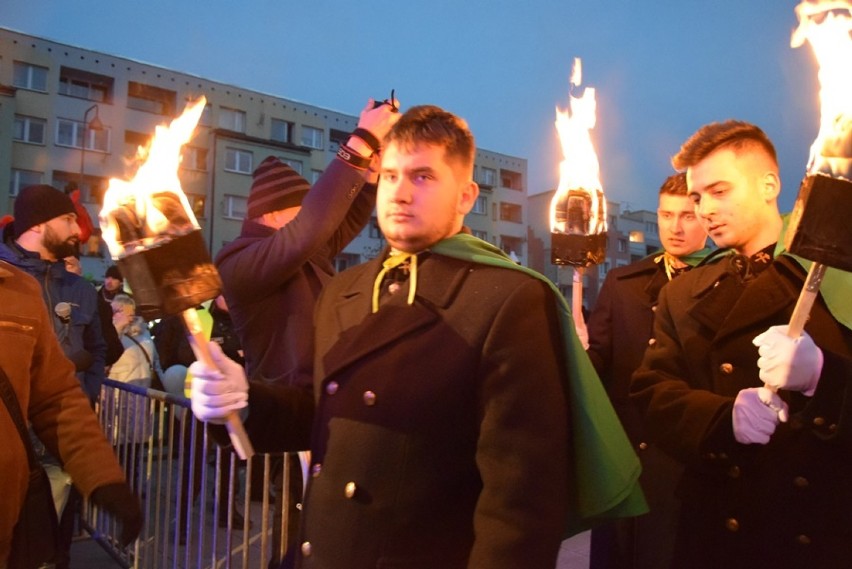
[345,481,357,499]
[796,535,811,546]
[301,541,312,556]
[638,442,648,451]
[793,476,809,488]
[648,338,656,346]
[725,518,740,532]
[651,305,658,312]
[727,466,741,479]
[311,463,322,478]
[719,363,734,375]
[813,417,826,427]
[363,391,377,406]
[326,381,339,395]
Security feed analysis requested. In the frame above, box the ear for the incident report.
[457,181,479,215]
[761,171,781,202]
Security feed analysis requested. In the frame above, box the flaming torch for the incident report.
[784,1,852,339]
[550,58,608,340]
[99,96,254,459]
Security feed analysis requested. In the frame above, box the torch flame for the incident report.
[792,1,852,178]
[99,96,207,258]
[550,58,608,235]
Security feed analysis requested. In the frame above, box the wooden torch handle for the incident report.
[786,262,827,339]
[765,262,827,395]
[182,309,255,460]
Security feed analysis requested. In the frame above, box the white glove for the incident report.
[732,387,788,445]
[753,325,823,397]
[189,341,248,424]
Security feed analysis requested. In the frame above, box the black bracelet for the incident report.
[336,144,372,170]
[351,128,381,154]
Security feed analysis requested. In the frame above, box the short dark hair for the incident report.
[384,105,476,171]
[659,172,688,197]
[672,120,778,171]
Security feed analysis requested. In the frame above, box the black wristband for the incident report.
[351,128,381,154]
[336,144,372,170]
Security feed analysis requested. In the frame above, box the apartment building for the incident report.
[0,27,530,280]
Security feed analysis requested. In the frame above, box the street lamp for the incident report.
[79,104,104,187]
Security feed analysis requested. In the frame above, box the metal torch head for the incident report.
[551,232,608,266]
[116,229,222,320]
[785,173,852,272]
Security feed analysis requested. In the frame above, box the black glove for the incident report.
[90,482,143,546]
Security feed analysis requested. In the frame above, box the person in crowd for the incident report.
[98,265,127,368]
[0,185,106,402]
[107,293,160,495]
[213,97,400,567]
[0,259,141,568]
[585,172,710,569]
[0,184,108,569]
[630,120,852,568]
[192,104,644,568]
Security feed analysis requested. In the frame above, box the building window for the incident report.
[127,81,176,116]
[187,194,206,218]
[219,107,246,133]
[271,118,292,143]
[328,129,349,154]
[300,126,323,149]
[225,148,253,174]
[10,169,42,197]
[334,253,361,272]
[500,235,523,258]
[480,167,497,187]
[13,61,48,91]
[58,67,113,103]
[181,146,208,171]
[368,217,382,239]
[311,169,323,184]
[645,221,658,236]
[472,229,488,241]
[51,170,105,205]
[500,168,523,191]
[13,115,46,144]
[472,195,487,215]
[223,195,248,220]
[280,158,303,175]
[629,230,645,243]
[56,118,110,152]
[618,239,627,253]
[201,103,213,126]
[499,202,523,223]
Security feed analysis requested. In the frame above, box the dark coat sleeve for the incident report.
[216,159,374,301]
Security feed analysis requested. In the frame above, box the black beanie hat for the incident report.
[246,157,310,220]
[13,185,76,239]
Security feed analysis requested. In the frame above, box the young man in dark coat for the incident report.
[191,105,645,569]
[630,120,852,568]
[586,172,710,569]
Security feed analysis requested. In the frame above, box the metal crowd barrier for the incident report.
[82,379,298,569]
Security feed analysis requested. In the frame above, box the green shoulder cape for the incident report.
[432,234,648,537]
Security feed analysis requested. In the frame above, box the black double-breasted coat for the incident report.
[630,255,852,568]
[587,256,683,569]
[296,251,572,569]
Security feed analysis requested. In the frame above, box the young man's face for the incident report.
[103,276,123,293]
[686,147,779,257]
[378,142,478,253]
[657,193,706,258]
[42,213,80,261]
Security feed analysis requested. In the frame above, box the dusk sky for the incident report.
[5,0,818,211]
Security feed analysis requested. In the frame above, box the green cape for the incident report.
[432,234,648,537]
